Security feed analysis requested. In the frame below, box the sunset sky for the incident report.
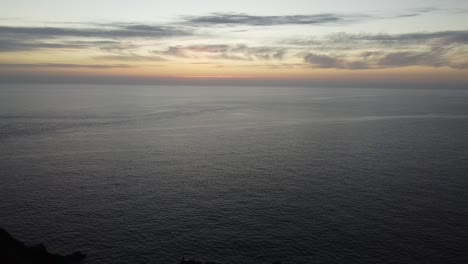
[1,0,467,86]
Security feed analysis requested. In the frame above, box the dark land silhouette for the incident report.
[1,227,283,264]
[0,228,86,264]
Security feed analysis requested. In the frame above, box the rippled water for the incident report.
[1,84,467,264]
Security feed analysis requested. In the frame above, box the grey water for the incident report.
[0,84,467,264]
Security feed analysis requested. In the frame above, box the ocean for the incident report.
[1,84,467,264]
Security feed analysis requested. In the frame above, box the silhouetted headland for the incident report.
[1,227,284,264]
[0,228,86,264]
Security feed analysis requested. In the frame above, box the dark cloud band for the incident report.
[184,12,367,26]
[0,24,192,39]
[0,63,134,68]
[300,47,468,70]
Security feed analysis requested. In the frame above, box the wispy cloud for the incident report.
[153,44,287,61]
[388,6,440,18]
[94,54,167,62]
[183,12,368,26]
[300,47,468,69]
[334,31,468,45]
[287,30,468,69]
[0,23,192,53]
[377,48,468,69]
[182,7,457,27]
[284,31,468,47]
[0,24,192,39]
[0,39,127,52]
[0,63,135,68]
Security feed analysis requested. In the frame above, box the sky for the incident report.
[1,0,467,87]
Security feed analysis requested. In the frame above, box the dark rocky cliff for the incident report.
[0,228,86,264]
[1,228,282,264]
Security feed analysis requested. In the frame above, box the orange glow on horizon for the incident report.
[178,75,254,79]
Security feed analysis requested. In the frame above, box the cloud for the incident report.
[183,8,453,27]
[0,63,134,68]
[0,40,76,52]
[184,12,368,26]
[0,39,128,52]
[284,31,468,47]
[389,7,439,18]
[301,53,345,68]
[336,31,468,45]
[377,50,439,68]
[0,24,192,39]
[227,63,308,69]
[0,23,192,53]
[375,48,468,69]
[287,30,468,70]
[94,54,167,62]
[300,52,371,69]
[300,47,468,69]
[153,44,287,61]
[98,41,140,53]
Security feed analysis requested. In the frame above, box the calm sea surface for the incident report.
[1,84,467,264]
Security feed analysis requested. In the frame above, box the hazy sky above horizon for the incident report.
[1,0,468,86]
